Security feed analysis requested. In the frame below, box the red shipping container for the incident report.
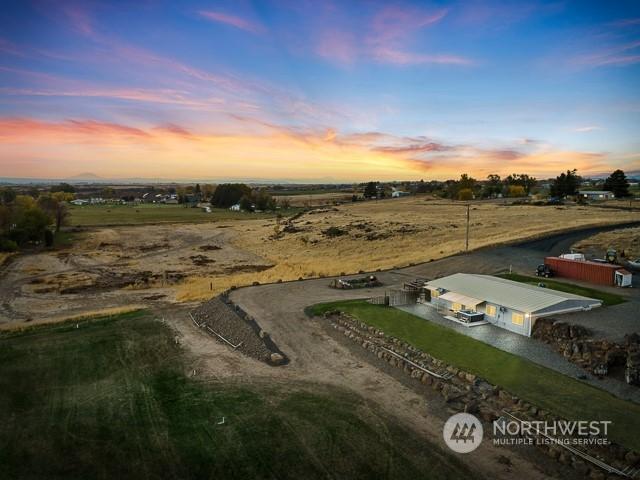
[544,257,619,285]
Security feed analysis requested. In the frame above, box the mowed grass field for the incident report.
[68,204,285,226]
[0,311,476,480]
[309,300,640,452]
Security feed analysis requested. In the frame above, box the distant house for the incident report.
[579,190,614,201]
[229,204,241,211]
[391,190,410,198]
[70,199,88,206]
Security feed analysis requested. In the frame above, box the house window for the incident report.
[452,303,462,311]
[431,289,439,298]
[485,305,496,317]
[512,312,524,326]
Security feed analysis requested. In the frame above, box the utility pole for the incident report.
[465,204,470,252]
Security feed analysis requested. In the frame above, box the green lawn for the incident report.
[497,273,626,306]
[68,204,297,226]
[0,310,475,479]
[309,300,640,451]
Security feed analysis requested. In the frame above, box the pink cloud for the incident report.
[313,4,471,67]
[198,10,265,34]
[0,117,150,141]
[315,29,358,64]
[573,126,602,132]
[609,18,640,27]
[369,6,448,42]
[371,48,473,66]
[59,4,95,37]
[374,141,451,154]
[0,85,224,109]
[0,38,24,57]
[573,40,640,68]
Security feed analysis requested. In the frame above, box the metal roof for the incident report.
[426,273,601,314]
[439,291,483,307]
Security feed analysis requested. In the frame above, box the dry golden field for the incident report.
[573,226,640,260]
[3,196,638,324]
[176,197,640,300]
[274,192,354,207]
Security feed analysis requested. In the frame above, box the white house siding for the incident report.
[482,305,530,336]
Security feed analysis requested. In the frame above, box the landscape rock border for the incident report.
[322,310,639,479]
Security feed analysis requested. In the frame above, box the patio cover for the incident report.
[438,291,484,307]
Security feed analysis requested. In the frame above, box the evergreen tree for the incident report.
[550,169,580,197]
[603,169,630,198]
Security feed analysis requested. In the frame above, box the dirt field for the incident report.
[1,197,638,324]
[274,191,354,207]
[2,202,638,478]
[178,198,640,300]
[572,226,640,260]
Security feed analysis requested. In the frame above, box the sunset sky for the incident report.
[1,0,639,182]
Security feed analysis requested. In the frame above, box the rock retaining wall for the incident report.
[191,293,288,366]
[532,318,640,384]
[325,310,639,479]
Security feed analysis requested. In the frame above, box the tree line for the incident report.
[406,168,631,200]
[0,186,72,251]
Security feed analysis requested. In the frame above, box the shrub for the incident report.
[323,226,347,237]
[457,188,473,201]
[0,238,18,252]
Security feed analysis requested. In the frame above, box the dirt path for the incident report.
[162,292,556,479]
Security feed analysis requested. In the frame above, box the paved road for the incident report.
[229,222,640,404]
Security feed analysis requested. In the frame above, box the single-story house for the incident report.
[424,273,602,336]
[392,190,410,198]
[579,190,614,201]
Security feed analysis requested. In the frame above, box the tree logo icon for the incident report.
[443,413,483,453]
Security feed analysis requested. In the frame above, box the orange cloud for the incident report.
[0,117,632,181]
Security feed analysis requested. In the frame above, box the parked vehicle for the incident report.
[536,264,554,278]
[627,258,640,270]
[560,253,585,261]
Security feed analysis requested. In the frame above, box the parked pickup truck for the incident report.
[536,264,554,278]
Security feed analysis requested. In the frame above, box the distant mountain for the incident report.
[65,172,105,181]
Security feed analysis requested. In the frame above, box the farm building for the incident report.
[423,274,601,336]
[579,190,615,201]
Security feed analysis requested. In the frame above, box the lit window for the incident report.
[485,305,497,316]
[431,289,439,298]
[452,303,462,311]
[512,313,524,325]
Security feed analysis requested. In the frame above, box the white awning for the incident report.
[439,291,484,307]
